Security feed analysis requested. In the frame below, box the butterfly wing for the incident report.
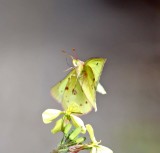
[85,58,106,90]
[77,58,106,111]
[51,70,76,103]
[78,65,97,110]
[62,74,93,114]
[96,83,106,94]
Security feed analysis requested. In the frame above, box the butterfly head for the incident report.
[72,58,84,67]
[62,48,84,68]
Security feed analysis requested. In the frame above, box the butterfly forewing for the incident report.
[85,58,106,87]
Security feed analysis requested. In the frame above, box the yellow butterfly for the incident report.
[51,49,106,114]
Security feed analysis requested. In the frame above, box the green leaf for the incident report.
[70,114,86,134]
[51,118,63,134]
[42,109,62,124]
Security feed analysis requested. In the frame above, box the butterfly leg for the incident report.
[64,67,74,72]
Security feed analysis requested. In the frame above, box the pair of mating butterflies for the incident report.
[51,52,106,114]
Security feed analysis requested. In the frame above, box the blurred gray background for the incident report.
[0,0,160,153]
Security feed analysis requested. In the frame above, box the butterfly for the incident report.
[51,50,106,114]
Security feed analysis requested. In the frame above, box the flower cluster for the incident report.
[42,106,113,153]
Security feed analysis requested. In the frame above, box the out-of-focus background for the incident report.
[0,0,160,153]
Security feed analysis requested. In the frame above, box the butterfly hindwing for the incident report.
[62,75,93,114]
[51,70,76,103]
[79,65,97,110]
[96,83,106,94]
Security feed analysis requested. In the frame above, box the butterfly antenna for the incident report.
[72,48,78,59]
[62,50,73,59]
[62,50,74,72]
[66,58,72,67]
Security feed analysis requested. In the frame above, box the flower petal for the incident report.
[51,118,63,134]
[90,147,97,153]
[86,124,97,143]
[97,145,113,153]
[70,114,86,133]
[42,109,62,124]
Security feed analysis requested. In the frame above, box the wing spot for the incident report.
[96,63,99,65]
[80,104,83,106]
[72,89,77,95]
[93,78,95,81]
[65,86,69,90]
[84,72,87,77]
[85,101,88,104]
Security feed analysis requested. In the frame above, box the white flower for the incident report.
[91,145,113,153]
[86,124,113,153]
[42,107,86,134]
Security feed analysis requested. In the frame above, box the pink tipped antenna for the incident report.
[61,49,74,71]
[72,48,78,59]
[62,49,73,59]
